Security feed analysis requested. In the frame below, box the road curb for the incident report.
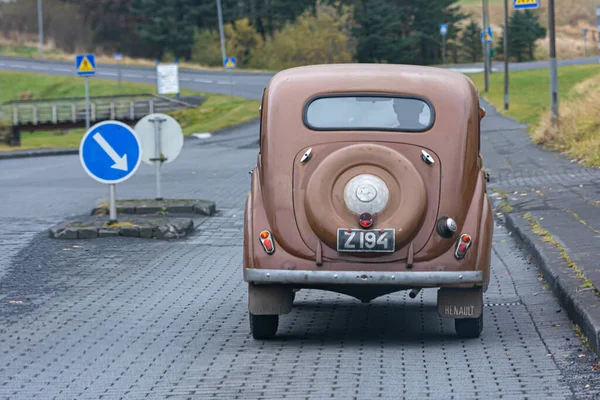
[504,211,600,354]
[0,148,78,160]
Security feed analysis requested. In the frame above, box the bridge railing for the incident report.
[0,94,193,127]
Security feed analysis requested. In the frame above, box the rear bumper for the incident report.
[244,268,484,286]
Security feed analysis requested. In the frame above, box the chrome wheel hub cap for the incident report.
[343,174,389,215]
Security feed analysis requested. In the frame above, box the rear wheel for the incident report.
[455,313,483,338]
[249,312,278,339]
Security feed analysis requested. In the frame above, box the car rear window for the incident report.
[304,95,434,132]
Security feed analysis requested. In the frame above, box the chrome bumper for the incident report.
[244,268,483,286]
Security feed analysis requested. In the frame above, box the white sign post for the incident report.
[156,62,180,96]
[134,113,184,200]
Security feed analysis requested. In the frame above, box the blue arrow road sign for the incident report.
[79,121,141,184]
[75,54,96,76]
[514,0,539,10]
[440,24,448,35]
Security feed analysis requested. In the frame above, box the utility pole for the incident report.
[548,0,559,122]
[596,6,600,61]
[482,0,490,92]
[37,0,44,59]
[216,0,227,67]
[503,0,509,110]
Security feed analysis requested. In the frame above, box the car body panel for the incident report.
[244,63,493,297]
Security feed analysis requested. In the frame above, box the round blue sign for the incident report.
[79,120,142,184]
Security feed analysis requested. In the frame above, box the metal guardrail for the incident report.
[0,94,193,127]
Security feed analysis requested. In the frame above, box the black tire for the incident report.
[455,314,483,338]
[249,312,279,340]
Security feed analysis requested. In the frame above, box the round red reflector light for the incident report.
[260,231,269,239]
[358,213,373,228]
[459,243,467,252]
[263,239,273,250]
[462,235,471,244]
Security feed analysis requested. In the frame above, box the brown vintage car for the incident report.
[243,64,493,339]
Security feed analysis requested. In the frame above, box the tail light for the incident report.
[259,230,275,254]
[454,234,472,259]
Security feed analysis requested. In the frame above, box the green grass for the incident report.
[0,71,260,151]
[0,43,66,59]
[468,64,600,127]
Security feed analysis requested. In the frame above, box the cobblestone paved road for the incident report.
[2,107,600,399]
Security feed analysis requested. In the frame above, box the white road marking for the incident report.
[194,78,213,83]
[192,133,212,140]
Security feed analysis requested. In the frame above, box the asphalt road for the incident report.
[2,57,600,398]
[1,55,599,100]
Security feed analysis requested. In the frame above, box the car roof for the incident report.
[265,63,475,98]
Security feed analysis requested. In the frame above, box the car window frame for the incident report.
[302,93,436,133]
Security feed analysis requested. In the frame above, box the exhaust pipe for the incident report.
[409,288,422,299]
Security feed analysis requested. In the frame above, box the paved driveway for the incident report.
[2,106,600,398]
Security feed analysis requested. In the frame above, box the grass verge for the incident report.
[468,64,600,126]
[0,71,260,151]
[468,64,600,167]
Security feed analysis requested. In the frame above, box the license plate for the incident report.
[336,229,395,252]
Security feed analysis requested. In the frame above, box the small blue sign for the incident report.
[481,27,493,43]
[514,0,539,10]
[440,24,448,35]
[79,121,141,184]
[113,53,123,60]
[224,57,237,69]
[75,53,96,76]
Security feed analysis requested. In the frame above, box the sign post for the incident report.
[224,57,236,97]
[548,0,559,123]
[79,121,142,223]
[75,54,96,130]
[440,24,448,66]
[582,29,588,57]
[134,113,184,201]
[113,53,123,85]
[482,0,491,92]
[152,116,166,200]
[504,0,509,110]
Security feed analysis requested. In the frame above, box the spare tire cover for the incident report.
[304,143,427,251]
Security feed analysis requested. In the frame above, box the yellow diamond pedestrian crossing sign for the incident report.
[75,54,96,76]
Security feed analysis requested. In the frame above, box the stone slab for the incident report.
[48,215,196,240]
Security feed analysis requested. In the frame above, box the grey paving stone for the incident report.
[2,107,600,399]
